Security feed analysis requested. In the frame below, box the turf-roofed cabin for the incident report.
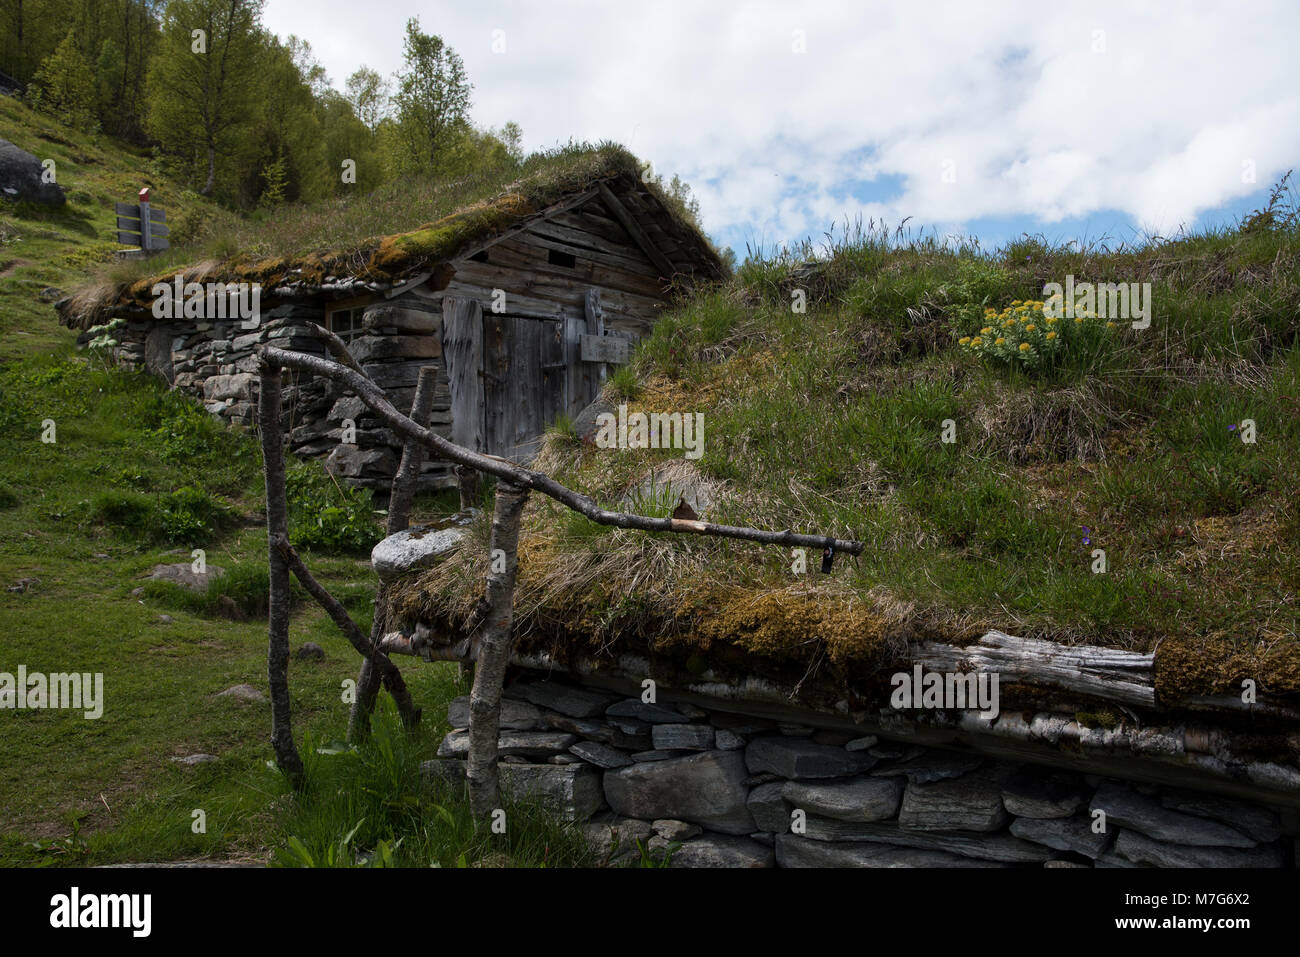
[56,148,725,490]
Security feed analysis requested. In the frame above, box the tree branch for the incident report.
[258,346,863,556]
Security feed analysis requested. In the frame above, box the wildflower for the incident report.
[1019,343,1031,351]
[1024,323,1036,332]
[995,337,1006,345]
[971,336,983,345]
[981,326,993,334]
[1045,316,1058,325]
[1106,321,1116,328]
[959,336,971,345]
[1011,300,1022,306]
[1046,331,1057,340]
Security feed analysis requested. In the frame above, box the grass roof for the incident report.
[59,142,722,328]
[394,203,1300,711]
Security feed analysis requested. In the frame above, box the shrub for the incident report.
[286,460,382,554]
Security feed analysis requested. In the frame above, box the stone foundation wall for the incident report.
[99,297,454,492]
[427,670,1298,868]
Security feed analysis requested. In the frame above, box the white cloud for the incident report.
[262,0,1300,249]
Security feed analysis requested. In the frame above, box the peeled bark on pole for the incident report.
[257,361,304,778]
[466,481,529,820]
[348,365,439,741]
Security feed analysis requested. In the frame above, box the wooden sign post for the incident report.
[115,187,169,254]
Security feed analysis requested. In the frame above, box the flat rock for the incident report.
[1158,789,1282,844]
[747,781,791,833]
[715,729,746,750]
[449,695,542,731]
[371,522,467,583]
[1001,766,1090,819]
[874,750,983,784]
[800,817,1053,864]
[518,681,620,718]
[215,684,265,703]
[783,775,904,822]
[746,736,874,779]
[776,835,1008,868]
[428,759,603,821]
[1114,830,1284,868]
[604,750,755,834]
[294,642,325,661]
[170,754,219,766]
[1091,782,1255,847]
[845,736,878,752]
[569,741,632,769]
[629,750,683,762]
[606,700,689,723]
[653,819,703,841]
[436,731,577,760]
[651,723,714,750]
[668,835,774,869]
[898,766,1010,832]
[149,563,225,594]
[1009,815,1114,858]
[584,815,653,861]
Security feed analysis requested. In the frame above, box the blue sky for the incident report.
[264,0,1299,261]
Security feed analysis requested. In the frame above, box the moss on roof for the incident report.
[59,143,723,328]
[396,210,1300,711]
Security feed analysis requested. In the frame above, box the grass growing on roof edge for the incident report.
[395,198,1300,702]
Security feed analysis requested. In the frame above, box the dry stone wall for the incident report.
[427,670,1298,868]
[100,296,454,492]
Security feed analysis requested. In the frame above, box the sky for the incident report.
[263,0,1300,259]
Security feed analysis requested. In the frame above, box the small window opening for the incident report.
[326,305,363,344]
[547,249,577,268]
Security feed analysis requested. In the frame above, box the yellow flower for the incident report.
[1024,323,1036,332]
[959,336,971,345]
[995,337,1006,345]
[981,326,993,334]
[971,337,983,345]
[1045,316,1057,324]
[1074,317,1084,324]
[1011,300,1022,306]
[1018,343,1031,351]
[1106,321,1116,328]
[1003,318,1016,327]
[1046,331,1057,340]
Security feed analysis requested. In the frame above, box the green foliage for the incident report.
[285,460,383,554]
[956,297,1118,374]
[389,17,472,178]
[90,484,232,546]
[28,32,99,132]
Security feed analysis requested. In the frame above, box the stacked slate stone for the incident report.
[427,673,1297,868]
[103,297,454,492]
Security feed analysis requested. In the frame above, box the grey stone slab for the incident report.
[651,723,714,750]
[436,731,577,760]
[1158,789,1282,844]
[800,817,1053,864]
[776,835,1008,868]
[448,695,542,731]
[426,759,604,821]
[1114,830,1284,868]
[371,523,466,583]
[605,700,689,723]
[873,750,983,784]
[1091,782,1256,847]
[746,736,874,779]
[517,681,621,718]
[629,750,684,762]
[747,781,791,834]
[898,766,1010,832]
[569,741,632,769]
[652,819,703,841]
[603,750,756,835]
[1001,766,1090,819]
[783,775,904,822]
[668,835,774,869]
[715,729,746,750]
[1009,815,1114,858]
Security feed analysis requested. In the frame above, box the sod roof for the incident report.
[392,210,1300,719]
[57,143,725,329]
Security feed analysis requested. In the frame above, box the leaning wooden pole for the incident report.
[349,365,439,740]
[466,481,529,819]
[257,360,304,778]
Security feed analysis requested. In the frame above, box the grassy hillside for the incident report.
[0,97,524,867]
[402,198,1300,707]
